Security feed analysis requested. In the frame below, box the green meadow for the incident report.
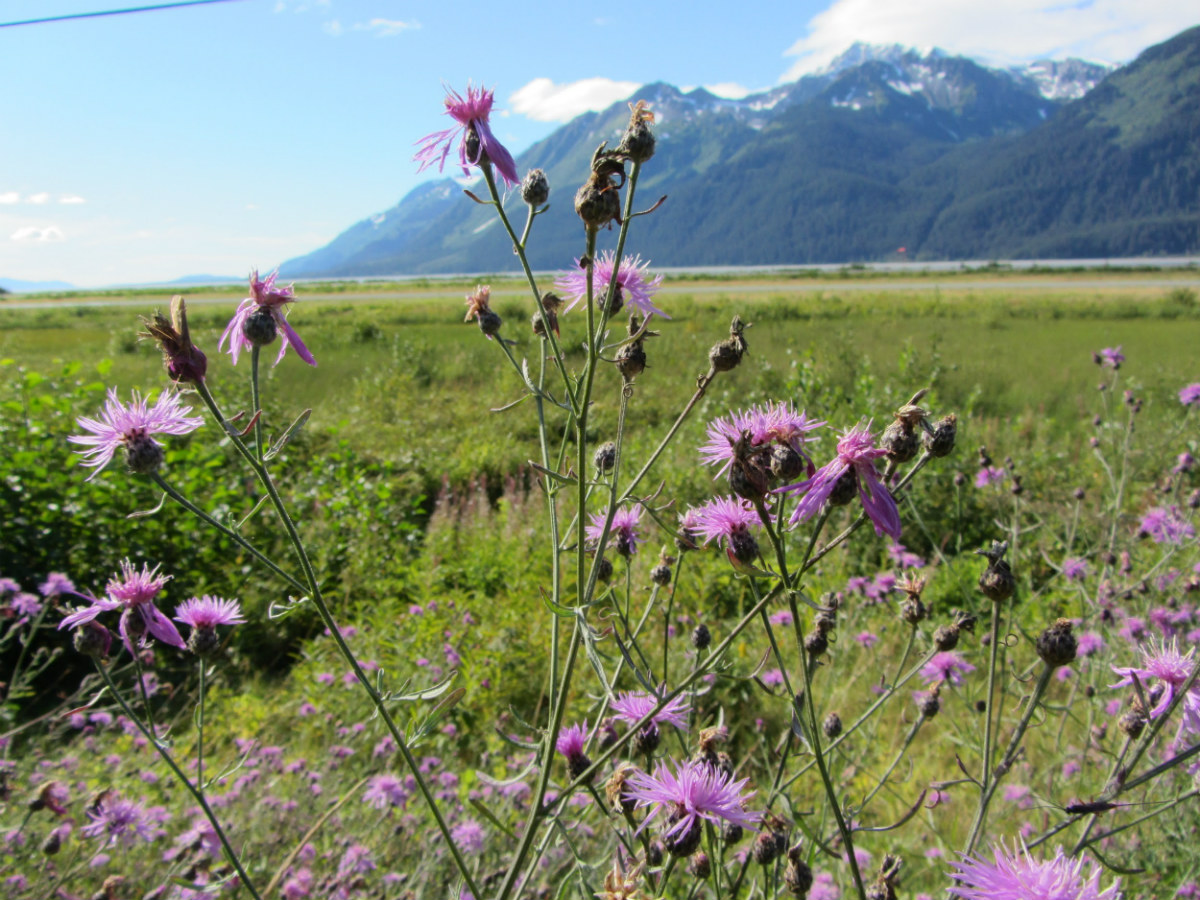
[1,270,1198,898]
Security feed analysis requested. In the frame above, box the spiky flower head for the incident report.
[555,251,668,320]
[948,842,1120,900]
[921,651,976,687]
[413,83,519,188]
[586,507,644,558]
[610,691,690,731]
[1110,639,1200,728]
[1180,383,1200,407]
[686,495,763,563]
[139,295,208,383]
[82,793,162,847]
[624,758,762,850]
[59,560,184,654]
[175,595,245,656]
[70,388,203,482]
[464,284,502,338]
[1093,347,1124,369]
[219,269,316,367]
[778,422,901,539]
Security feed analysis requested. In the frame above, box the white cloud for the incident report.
[0,192,18,204]
[11,226,65,242]
[510,77,641,123]
[780,0,1198,79]
[28,192,50,205]
[705,82,753,100]
[322,19,342,36]
[356,18,418,37]
[59,194,86,205]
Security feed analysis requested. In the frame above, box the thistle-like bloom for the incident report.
[921,651,976,687]
[82,793,162,847]
[778,422,901,539]
[586,507,643,557]
[1093,346,1124,369]
[59,560,184,653]
[948,842,1121,900]
[1110,639,1200,724]
[610,691,691,730]
[555,720,590,760]
[174,596,245,629]
[39,572,75,596]
[700,403,823,477]
[362,773,409,810]
[70,388,204,481]
[624,758,761,841]
[1180,383,1200,407]
[555,251,668,319]
[1137,505,1195,545]
[1061,557,1089,581]
[687,496,761,547]
[219,269,316,367]
[413,83,519,188]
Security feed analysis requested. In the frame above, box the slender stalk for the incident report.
[95,663,264,900]
[250,345,265,461]
[196,661,206,789]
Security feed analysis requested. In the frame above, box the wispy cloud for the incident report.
[11,226,65,242]
[0,192,18,204]
[356,18,418,37]
[781,0,1198,79]
[59,194,86,205]
[28,192,50,205]
[510,77,641,123]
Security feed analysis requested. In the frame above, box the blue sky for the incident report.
[2,0,1195,287]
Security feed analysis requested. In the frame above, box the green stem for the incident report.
[250,344,265,461]
[96,662,264,900]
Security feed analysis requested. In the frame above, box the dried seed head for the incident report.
[932,623,960,651]
[900,596,927,625]
[977,541,1016,602]
[520,168,550,207]
[1036,618,1078,668]
[139,296,207,384]
[73,621,112,659]
[923,414,957,457]
[615,341,647,380]
[709,315,750,372]
[917,687,941,719]
[784,856,814,897]
[1118,707,1147,739]
[880,419,920,463]
[804,629,828,658]
[605,763,639,815]
[465,285,501,337]
[617,100,656,163]
[594,441,617,473]
[651,563,672,586]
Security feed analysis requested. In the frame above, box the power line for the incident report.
[0,0,244,29]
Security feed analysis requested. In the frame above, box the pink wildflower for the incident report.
[586,507,643,558]
[624,758,761,842]
[1093,347,1124,369]
[413,83,519,188]
[70,388,203,481]
[1111,639,1200,727]
[948,842,1120,900]
[59,560,184,653]
[219,269,316,367]
[610,691,690,730]
[1177,383,1200,407]
[555,251,668,319]
[921,651,976,687]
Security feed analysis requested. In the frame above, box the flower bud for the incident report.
[688,851,711,879]
[651,563,672,586]
[633,722,661,756]
[1036,618,1077,668]
[770,444,807,482]
[709,316,750,373]
[900,596,927,625]
[1118,707,1147,739]
[784,842,813,897]
[823,712,843,738]
[917,689,941,719]
[977,541,1016,602]
[691,623,712,651]
[595,557,614,584]
[520,168,549,207]
[804,629,828,658]
[922,414,957,457]
[139,296,207,384]
[41,830,62,856]
[932,623,960,651]
[615,340,646,380]
[187,626,221,658]
[73,621,112,659]
[617,100,656,163]
[722,821,745,845]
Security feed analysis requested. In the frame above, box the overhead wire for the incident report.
[0,0,244,29]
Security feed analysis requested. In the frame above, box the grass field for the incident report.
[1,270,1198,899]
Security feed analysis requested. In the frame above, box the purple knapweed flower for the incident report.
[81,793,161,847]
[413,83,519,188]
[855,631,879,649]
[1111,639,1200,727]
[11,592,41,617]
[450,819,486,855]
[586,506,643,557]
[699,402,823,477]
[624,758,761,843]
[219,269,316,367]
[1137,506,1195,545]
[1175,452,1196,475]
[1178,384,1200,407]
[555,250,668,319]
[555,720,589,762]
[610,691,690,730]
[887,541,926,569]
[174,596,245,630]
[39,573,75,596]
[948,842,1120,900]
[1061,557,1089,581]
[974,466,1007,489]
[779,422,901,538]
[687,496,760,546]
[363,774,408,810]
[921,651,976,687]
[59,559,184,653]
[1093,347,1125,370]
[70,388,203,481]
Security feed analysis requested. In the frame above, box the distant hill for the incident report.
[279,29,1197,277]
[0,278,76,294]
